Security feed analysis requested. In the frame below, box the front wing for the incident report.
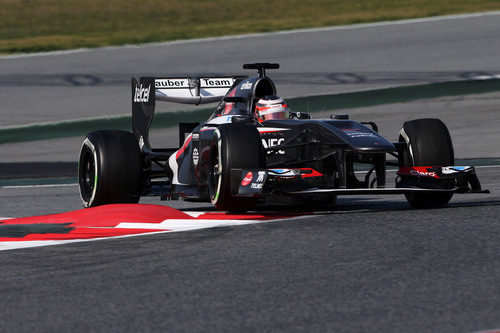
[231,166,488,197]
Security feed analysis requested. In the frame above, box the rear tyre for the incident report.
[208,124,265,211]
[78,130,142,207]
[399,118,454,207]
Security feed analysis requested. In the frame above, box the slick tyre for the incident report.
[208,124,265,211]
[399,118,454,208]
[78,130,142,207]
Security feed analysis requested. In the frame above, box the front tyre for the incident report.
[399,118,454,207]
[78,130,142,207]
[208,124,265,211]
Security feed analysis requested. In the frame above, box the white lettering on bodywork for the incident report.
[261,138,285,154]
[256,171,266,182]
[134,84,150,102]
[155,79,188,88]
[200,78,233,87]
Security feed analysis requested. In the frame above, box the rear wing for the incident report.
[131,76,245,151]
[155,77,243,105]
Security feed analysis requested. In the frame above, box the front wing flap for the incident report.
[231,168,325,197]
[396,166,487,194]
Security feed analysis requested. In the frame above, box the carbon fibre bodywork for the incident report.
[128,63,486,207]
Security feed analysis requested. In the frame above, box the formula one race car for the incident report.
[78,63,487,211]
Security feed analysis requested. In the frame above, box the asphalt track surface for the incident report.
[1,12,500,332]
[0,167,498,332]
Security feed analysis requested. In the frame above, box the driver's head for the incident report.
[255,95,290,122]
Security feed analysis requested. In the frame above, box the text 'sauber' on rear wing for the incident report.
[131,76,244,151]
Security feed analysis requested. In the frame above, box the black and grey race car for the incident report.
[78,63,487,211]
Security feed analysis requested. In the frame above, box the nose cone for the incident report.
[325,120,395,152]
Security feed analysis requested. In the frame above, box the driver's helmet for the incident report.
[255,95,290,122]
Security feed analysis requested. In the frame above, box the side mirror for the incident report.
[330,114,349,119]
[291,112,311,119]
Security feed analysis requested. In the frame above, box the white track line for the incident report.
[2,11,499,60]
[476,164,500,169]
[0,231,169,251]
[1,183,78,189]
[473,327,500,333]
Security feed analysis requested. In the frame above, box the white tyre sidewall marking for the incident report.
[211,129,223,205]
[79,137,98,207]
[399,128,415,165]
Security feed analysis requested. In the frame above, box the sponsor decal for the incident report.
[260,104,284,112]
[200,78,233,88]
[398,167,440,178]
[262,138,285,154]
[241,82,252,90]
[268,168,323,178]
[269,169,291,174]
[155,79,188,88]
[450,166,468,170]
[342,130,377,138]
[192,133,200,140]
[410,169,437,177]
[192,147,199,166]
[133,84,150,103]
[238,170,267,195]
[268,169,296,177]
[442,166,470,174]
[224,102,234,114]
[256,171,266,183]
[241,172,253,186]
[248,171,266,190]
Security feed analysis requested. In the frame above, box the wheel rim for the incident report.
[209,146,222,202]
[79,148,95,201]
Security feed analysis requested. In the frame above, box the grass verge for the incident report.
[1,0,500,54]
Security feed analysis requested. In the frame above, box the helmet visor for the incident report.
[257,105,290,121]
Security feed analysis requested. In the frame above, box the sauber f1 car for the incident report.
[78,63,487,211]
